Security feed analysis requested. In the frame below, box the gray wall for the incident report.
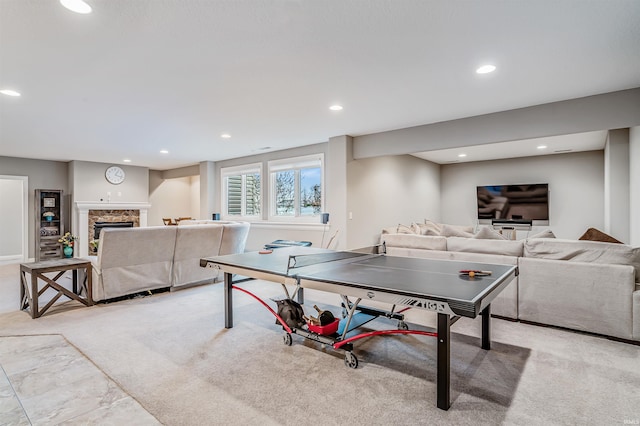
[604,129,630,242]
[631,126,640,246]
[70,161,149,203]
[346,154,441,248]
[353,88,640,158]
[440,151,604,239]
[0,156,69,258]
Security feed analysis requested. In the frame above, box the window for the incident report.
[269,154,324,221]
[221,163,261,219]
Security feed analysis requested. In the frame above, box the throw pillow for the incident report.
[474,226,507,240]
[423,219,442,235]
[578,227,622,244]
[530,229,556,239]
[396,224,416,234]
[440,223,475,238]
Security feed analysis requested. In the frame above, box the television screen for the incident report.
[477,184,549,221]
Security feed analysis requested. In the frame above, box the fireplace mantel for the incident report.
[75,201,152,257]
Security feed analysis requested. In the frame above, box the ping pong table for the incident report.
[200,246,517,410]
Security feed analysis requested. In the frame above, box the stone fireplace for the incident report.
[88,210,139,253]
[75,202,151,257]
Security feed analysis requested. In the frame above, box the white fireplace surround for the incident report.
[75,202,151,257]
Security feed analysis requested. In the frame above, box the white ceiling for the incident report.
[1,1,639,170]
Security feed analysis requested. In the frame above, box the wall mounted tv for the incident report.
[477,183,549,223]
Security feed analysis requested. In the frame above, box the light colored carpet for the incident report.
[1,263,640,425]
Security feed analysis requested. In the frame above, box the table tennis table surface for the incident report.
[203,247,516,318]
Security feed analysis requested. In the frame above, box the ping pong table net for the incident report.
[285,243,386,275]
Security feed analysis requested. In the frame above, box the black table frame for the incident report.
[219,272,499,411]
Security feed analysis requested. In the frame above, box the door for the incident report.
[0,175,28,264]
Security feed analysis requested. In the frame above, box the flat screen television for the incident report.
[477,183,549,222]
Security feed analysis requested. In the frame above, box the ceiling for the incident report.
[413,130,608,164]
[1,1,639,171]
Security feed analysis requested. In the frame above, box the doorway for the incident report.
[0,175,28,264]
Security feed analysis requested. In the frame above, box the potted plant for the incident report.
[58,232,78,258]
[43,211,55,222]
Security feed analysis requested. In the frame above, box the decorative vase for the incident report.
[45,216,53,222]
[63,246,73,258]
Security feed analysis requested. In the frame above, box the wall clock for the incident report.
[105,166,126,185]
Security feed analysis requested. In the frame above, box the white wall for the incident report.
[148,175,199,226]
[346,154,441,248]
[244,224,328,252]
[441,151,604,239]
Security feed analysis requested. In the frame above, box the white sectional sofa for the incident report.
[381,226,640,342]
[86,222,250,301]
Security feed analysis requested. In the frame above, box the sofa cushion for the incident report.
[447,236,524,257]
[440,224,474,238]
[524,238,640,281]
[422,219,443,235]
[380,234,447,251]
[519,257,635,340]
[474,226,507,240]
[381,224,421,235]
[95,226,178,300]
[219,222,251,255]
[530,229,556,239]
[578,227,622,244]
[172,224,224,288]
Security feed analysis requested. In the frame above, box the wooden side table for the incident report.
[20,258,93,318]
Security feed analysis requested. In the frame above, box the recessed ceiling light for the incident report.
[476,64,496,74]
[221,133,231,139]
[537,145,547,150]
[60,0,92,14]
[123,159,131,163]
[329,105,343,111]
[160,150,169,154]
[0,89,21,97]
[458,153,467,158]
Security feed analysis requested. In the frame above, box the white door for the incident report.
[0,175,28,264]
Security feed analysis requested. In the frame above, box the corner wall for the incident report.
[346,154,441,248]
[148,173,200,226]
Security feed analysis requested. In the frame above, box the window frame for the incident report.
[268,153,325,223]
[220,162,263,221]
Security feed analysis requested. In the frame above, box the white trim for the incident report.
[250,221,326,231]
[75,201,151,257]
[268,154,323,171]
[0,175,28,263]
[220,162,262,176]
[220,162,263,221]
[268,153,324,222]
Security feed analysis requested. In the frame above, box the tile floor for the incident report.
[0,335,159,425]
